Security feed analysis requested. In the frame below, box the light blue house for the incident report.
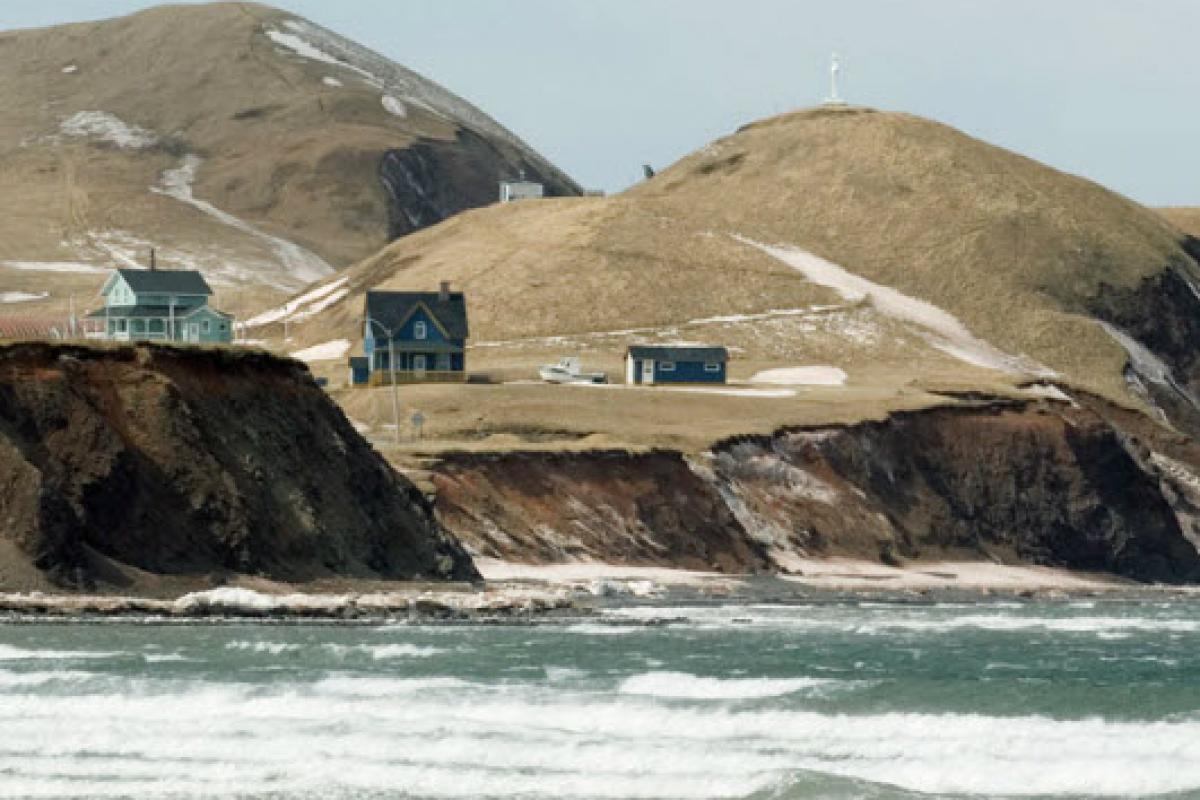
[625,345,728,385]
[354,283,468,384]
[87,267,233,343]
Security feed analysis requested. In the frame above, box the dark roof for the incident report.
[85,304,230,320]
[627,345,728,362]
[113,268,212,295]
[363,291,468,339]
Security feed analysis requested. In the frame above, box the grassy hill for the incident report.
[0,1,578,321]
[276,106,1200,441]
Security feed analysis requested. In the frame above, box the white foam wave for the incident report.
[0,645,121,661]
[0,669,93,688]
[224,641,302,655]
[619,671,836,700]
[856,615,1200,635]
[2,685,1199,798]
[323,643,443,659]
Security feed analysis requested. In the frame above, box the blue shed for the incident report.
[625,345,728,385]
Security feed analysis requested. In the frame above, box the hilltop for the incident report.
[278,106,1200,439]
[0,2,578,321]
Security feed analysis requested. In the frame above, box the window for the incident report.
[414,321,427,340]
[436,353,451,371]
[219,323,227,332]
[659,361,676,371]
[201,320,211,333]
[704,362,721,372]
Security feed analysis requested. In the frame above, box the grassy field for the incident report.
[277,106,1195,419]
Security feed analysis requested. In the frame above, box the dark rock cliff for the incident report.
[712,402,1200,583]
[1077,243,1200,437]
[379,130,581,240]
[432,449,771,573]
[431,400,1200,583]
[0,342,478,590]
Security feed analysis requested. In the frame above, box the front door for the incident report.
[187,323,200,342]
[641,359,654,385]
[413,354,427,379]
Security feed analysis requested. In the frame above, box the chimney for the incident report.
[439,280,450,302]
[149,248,157,271]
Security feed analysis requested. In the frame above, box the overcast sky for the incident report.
[6,1,1198,204]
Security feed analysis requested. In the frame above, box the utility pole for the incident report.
[366,316,401,446]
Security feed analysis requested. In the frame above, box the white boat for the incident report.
[538,356,608,384]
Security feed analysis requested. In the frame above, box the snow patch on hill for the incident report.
[751,366,847,386]
[737,236,1054,377]
[381,95,407,117]
[264,18,566,179]
[244,277,349,327]
[0,291,49,304]
[1,261,107,274]
[152,155,333,286]
[291,339,350,362]
[60,111,158,150]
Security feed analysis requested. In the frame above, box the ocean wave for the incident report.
[323,643,443,659]
[618,671,840,700]
[224,640,302,655]
[0,644,122,661]
[853,615,1200,635]
[2,690,1199,797]
[0,669,94,688]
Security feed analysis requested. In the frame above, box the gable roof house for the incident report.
[354,282,468,384]
[86,267,233,344]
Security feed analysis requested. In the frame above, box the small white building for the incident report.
[498,176,544,203]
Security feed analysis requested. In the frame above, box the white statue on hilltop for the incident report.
[824,52,847,106]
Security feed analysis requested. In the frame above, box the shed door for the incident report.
[641,359,654,385]
[187,323,199,342]
[413,354,427,378]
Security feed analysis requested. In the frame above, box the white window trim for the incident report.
[659,361,676,371]
[414,320,427,340]
[704,362,721,372]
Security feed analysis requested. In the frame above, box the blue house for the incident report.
[625,344,728,385]
[86,267,233,343]
[356,283,468,384]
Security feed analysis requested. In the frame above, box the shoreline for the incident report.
[1,557,1196,622]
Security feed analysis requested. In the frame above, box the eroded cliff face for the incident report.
[431,399,1200,583]
[712,403,1200,582]
[379,131,579,240]
[0,343,478,590]
[431,450,771,573]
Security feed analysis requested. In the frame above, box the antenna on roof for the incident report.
[149,248,157,271]
[823,53,848,107]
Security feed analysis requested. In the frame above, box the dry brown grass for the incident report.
[282,106,1197,429]
[1159,208,1200,238]
[0,2,571,324]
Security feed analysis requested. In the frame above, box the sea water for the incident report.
[1,599,1199,799]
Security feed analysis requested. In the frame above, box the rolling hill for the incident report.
[0,1,579,321]
[277,106,1200,436]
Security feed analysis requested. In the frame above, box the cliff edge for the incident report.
[0,342,478,592]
